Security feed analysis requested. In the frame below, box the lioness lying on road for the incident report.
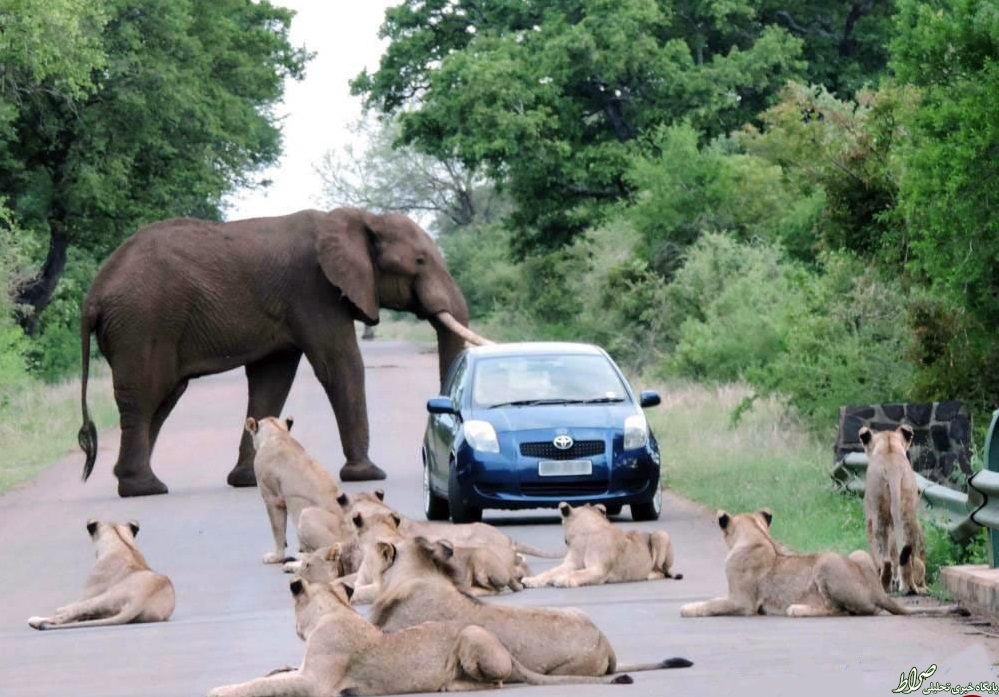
[860,425,928,595]
[438,540,531,595]
[371,537,693,677]
[28,519,175,630]
[523,502,680,588]
[245,417,342,564]
[206,577,633,697]
[680,509,957,618]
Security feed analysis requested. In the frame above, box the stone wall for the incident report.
[835,401,971,487]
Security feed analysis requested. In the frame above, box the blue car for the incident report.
[421,342,663,523]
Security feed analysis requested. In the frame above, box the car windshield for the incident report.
[471,354,629,409]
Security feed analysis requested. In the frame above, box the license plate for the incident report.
[538,460,593,477]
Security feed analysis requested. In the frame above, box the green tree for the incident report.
[1,0,309,333]
[354,0,805,250]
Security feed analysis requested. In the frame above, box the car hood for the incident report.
[470,403,636,433]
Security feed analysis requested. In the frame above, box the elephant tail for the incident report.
[79,305,98,482]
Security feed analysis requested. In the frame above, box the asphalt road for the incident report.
[0,340,995,697]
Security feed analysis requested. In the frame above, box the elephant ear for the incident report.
[315,208,379,325]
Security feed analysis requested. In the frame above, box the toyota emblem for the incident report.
[553,435,574,450]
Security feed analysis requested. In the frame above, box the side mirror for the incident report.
[427,397,456,415]
[639,390,661,408]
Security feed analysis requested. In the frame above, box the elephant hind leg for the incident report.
[111,362,180,497]
[229,349,303,488]
[149,380,189,453]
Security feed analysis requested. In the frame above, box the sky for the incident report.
[224,0,395,221]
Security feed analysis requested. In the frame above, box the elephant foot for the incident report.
[340,460,387,482]
[117,474,169,498]
[227,466,258,488]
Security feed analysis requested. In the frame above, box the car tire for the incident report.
[424,458,450,521]
[631,484,662,522]
[603,504,623,516]
[448,459,482,523]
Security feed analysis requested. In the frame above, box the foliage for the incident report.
[354,0,805,249]
[2,0,310,335]
[315,117,508,232]
[438,222,521,318]
[891,0,999,332]
[0,206,29,404]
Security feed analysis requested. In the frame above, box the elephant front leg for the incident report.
[230,350,303,488]
[308,340,386,482]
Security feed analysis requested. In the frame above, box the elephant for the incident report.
[77,207,490,497]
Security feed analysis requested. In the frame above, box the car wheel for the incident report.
[631,484,662,521]
[448,459,482,523]
[603,504,623,516]
[423,457,450,521]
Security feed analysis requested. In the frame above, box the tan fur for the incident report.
[680,510,917,618]
[371,538,692,677]
[435,540,529,595]
[207,577,632,697]
[860,425,928,595]
[28,520,175,630]
[245,417,342,564]
[523,502,679,588]
[400,516,561,559]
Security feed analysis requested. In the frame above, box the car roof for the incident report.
[465,342,607,359]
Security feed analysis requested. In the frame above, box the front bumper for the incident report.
[453,428,661,510]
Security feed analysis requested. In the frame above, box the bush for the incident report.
[0,208,29,407]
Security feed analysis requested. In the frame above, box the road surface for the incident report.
[0,341,995,697]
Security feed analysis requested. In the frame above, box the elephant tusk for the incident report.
[436,311,494,346]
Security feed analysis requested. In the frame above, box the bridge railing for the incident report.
[831,409,999,562]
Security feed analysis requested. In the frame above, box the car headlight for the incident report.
[463,420,500,453]
[624,413,648,450]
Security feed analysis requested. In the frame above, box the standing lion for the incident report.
[859,425,927,595]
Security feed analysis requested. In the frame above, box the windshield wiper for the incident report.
[487,397,625,408]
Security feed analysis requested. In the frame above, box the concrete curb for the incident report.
[942,564,999,619]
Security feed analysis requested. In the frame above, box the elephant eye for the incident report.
[415,256,427,266]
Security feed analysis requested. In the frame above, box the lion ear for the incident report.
[337,493,350,508]
[128,520,140,538]
[858,426,872,447]
[290,578,305,596]
[558,502,572,518]
[352,513,363,529]
[390,513,401,528]
[340,582,355,601]
[898,424,914,446]
[284,417,294,432]
[717,511,731,530]
[437,540,454,560]
[594,503,607,516]
[86,519,99,536]
[316,208,379,325]
[374,489,385,501]
[245,417,258,434]
[759,509,774,527]
[377,541,397,565]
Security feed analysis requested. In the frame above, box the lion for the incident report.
[28,519,175,630]
[679,509,958,618]
[245,416,342,564]
[859,425,928,595]
[371,537,693,677]
[207,577,633,697]
[522,502,679,588]
[430,540,530,595]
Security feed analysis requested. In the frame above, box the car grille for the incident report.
[520,481,608,496]
[520,440,604,460]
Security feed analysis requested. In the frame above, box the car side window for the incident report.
[446,356,468,405]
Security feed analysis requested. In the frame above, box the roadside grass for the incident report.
[642,379,869,554]
[0,367,117,493]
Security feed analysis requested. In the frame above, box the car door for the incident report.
[429,354,467,489]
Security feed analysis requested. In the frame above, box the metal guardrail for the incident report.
[833,409,999,559]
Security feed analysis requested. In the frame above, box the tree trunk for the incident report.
[15,224,69,335]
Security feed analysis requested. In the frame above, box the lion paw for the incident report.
[283,560,303,574]
[262,552,285,564]
[679,604,698,618]
[27,616,50,630]
[520,576,545,589]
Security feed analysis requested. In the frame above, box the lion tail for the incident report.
[512,542,563,559]
[79,303,99,482]
[615,657,694,672]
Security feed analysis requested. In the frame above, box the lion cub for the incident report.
[28,519,175,630]
[681,509,918,618]
[245,416,341,564]
[859,425,927,595]
[207,577,632,697]
[523,502,679,588]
